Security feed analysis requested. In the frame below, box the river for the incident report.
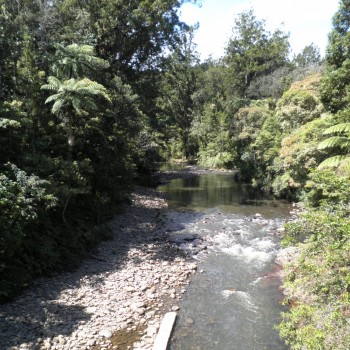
[157,166,290,350]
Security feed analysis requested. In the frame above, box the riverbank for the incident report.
[0,185,204,350]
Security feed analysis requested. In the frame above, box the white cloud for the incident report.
[179,0,339,60]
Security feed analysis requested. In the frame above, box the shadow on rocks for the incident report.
[0,186,193,349]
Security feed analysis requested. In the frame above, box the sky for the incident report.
[179,0,340,60]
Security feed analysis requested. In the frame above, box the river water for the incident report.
[157,167,290,350]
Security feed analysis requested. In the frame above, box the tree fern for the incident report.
[41,77,111,146]
[317,122,350,168]
[322,122,350,135]
[318,155,350,168]
[318,136,350,150]
[53,43,110,79]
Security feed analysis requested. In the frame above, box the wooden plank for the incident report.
[152,312,177,350]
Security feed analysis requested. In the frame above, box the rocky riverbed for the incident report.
[0,185,208,350]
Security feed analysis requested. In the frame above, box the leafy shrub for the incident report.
[0,164,57,299]
[279,205,350,349]
[305,167,350,207]
[271,117,332,197]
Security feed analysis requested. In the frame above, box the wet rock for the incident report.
[168,233,199,243]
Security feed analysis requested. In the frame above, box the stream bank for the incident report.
[0,180,206,350]
[0,165,293,350]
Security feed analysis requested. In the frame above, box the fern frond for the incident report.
[41,84,57,91]
[317,136,350,150]
[47,76,62,88]
[72,97,85,115]
[52,99,65,114]
[45,94,61,104]
[323,123,350,135]
[318,155,350,168]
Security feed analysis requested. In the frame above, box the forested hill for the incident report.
[2,0,350,347]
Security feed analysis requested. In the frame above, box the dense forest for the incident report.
[1,0,350,348]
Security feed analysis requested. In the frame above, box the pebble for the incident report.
[99,330,113,338]
[0,187,201,350]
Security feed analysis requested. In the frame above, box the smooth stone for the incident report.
[99,330,113,338]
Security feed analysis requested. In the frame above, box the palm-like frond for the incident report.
[73,79,111,102]
[41,76,62,91]
[323,122,350,135]
[317,136,350,150]
[42,77,110,117]
[53,43,109,79]
[72,96,85,115]
[318,155,350,168]
[52,99,65,114]
[317,121,350,168]
[45,93,62,104]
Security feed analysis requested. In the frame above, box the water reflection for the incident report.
[158,173,290,218]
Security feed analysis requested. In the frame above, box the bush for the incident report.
[279,205,350,350]
[0,164,57,299]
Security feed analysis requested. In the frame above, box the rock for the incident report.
[168,233,199,243]
[99,330,113,338]
[87,339,96,346]
[86,306,97,313]
[171,306,180,311]
[146,326,158,336]
[184,318,194,325]
[0,187,202,350]
[145,310,156,318]
[188,263,197,270]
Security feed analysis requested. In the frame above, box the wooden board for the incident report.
[152,312,177,350]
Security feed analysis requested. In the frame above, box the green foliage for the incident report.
[0,0,195,300]
[279,204,350,349]
[52,43,110,79]
[225,9,290,97]
[276,4,350,344]
[191,102,236,169]
[320,1,350,112]
[276,88,323,133]
[0,164,56,258]
[271,117,332,197]
[293,43,322,68]
[317,122,350,168]
[156,28,199,160]
[0,164,57,299]
[305,168,350,207]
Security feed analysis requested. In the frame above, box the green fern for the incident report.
[41,77,111,145]
[317,122,350,168]
[318,155,350,168]
[323,122,350,135]
[53,43,109,79]
[318,136,350,150]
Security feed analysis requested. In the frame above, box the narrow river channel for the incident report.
[157,166,291,350]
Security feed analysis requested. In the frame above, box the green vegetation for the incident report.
[275,1,350,349]
[0,0,196,300]
[2,1,350,347]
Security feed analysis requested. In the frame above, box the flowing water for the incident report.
[157,167,291,350]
